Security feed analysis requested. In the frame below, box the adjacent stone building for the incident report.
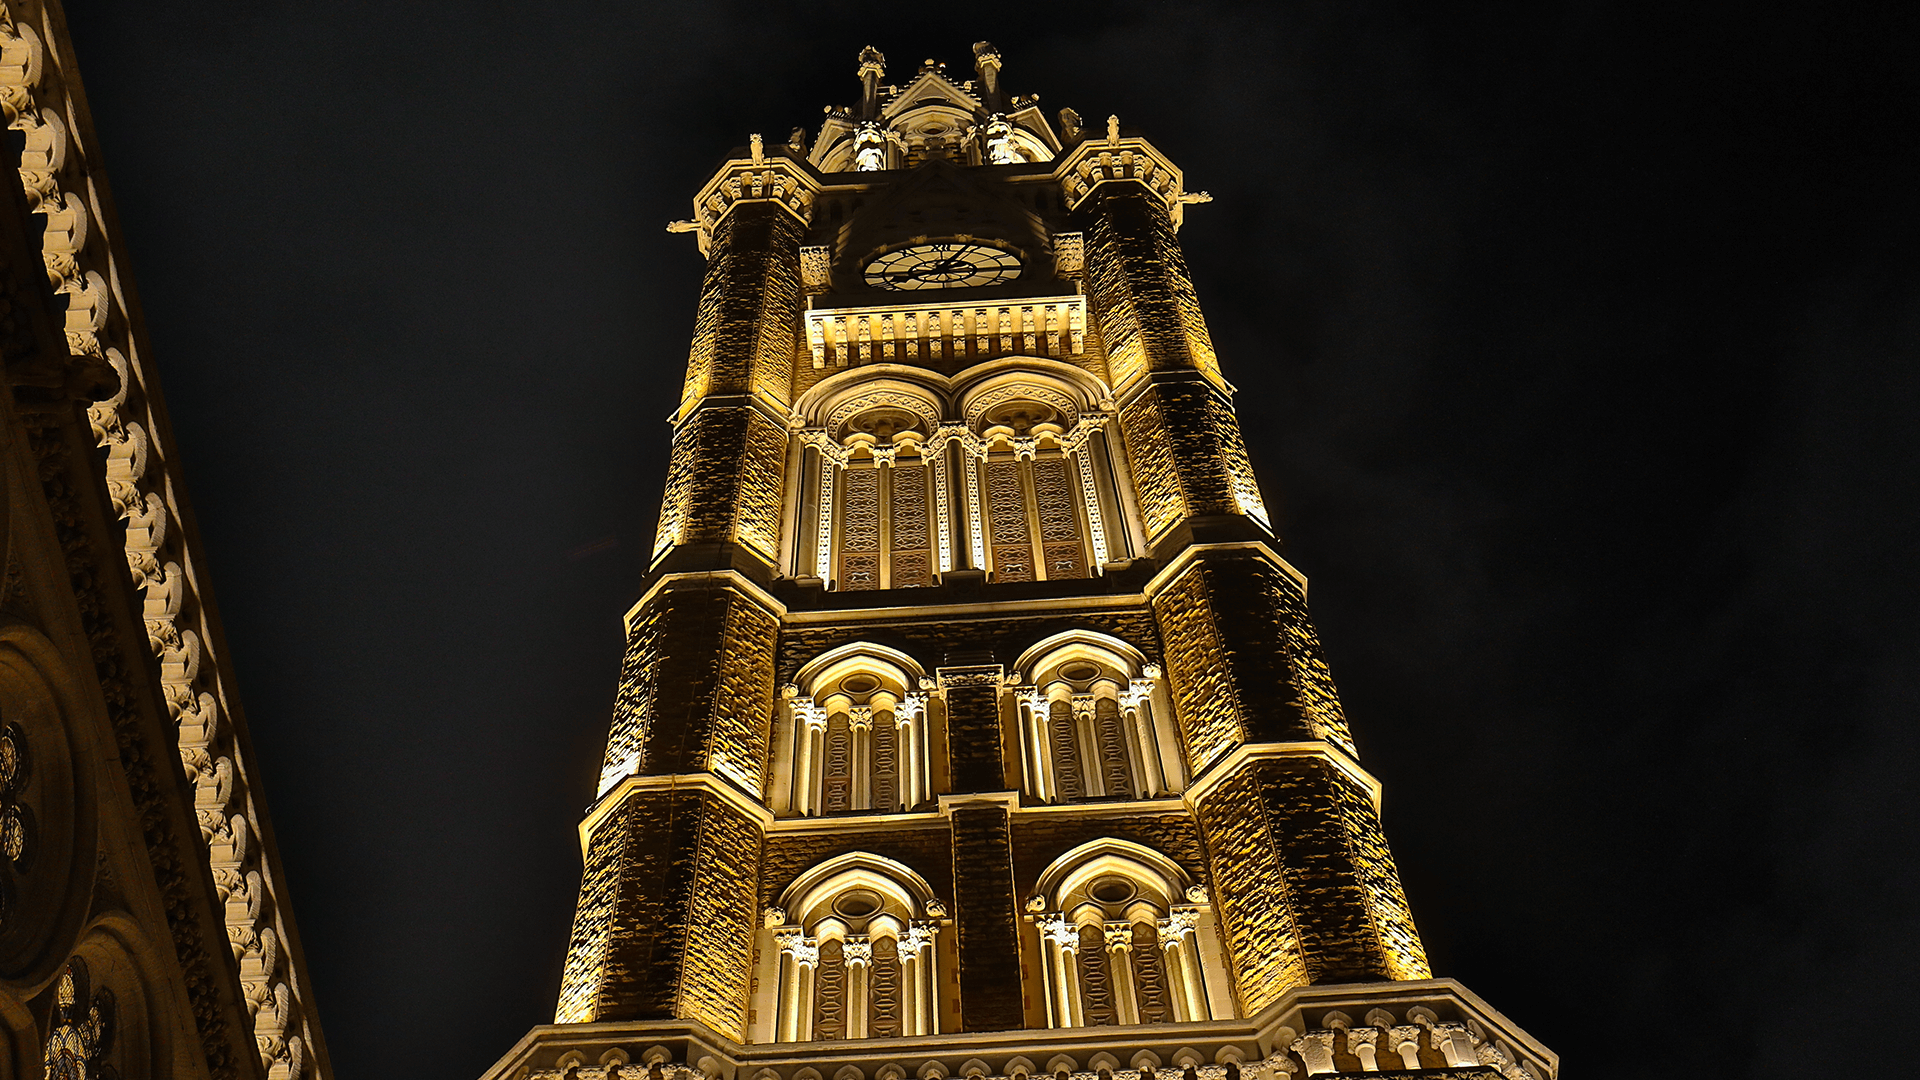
[0,3,329,1077]
[484,45,1556,1080]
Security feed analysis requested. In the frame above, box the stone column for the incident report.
[843,938,872,1038]
[1104,922,1140,1024]
[1036,915,1083,1028]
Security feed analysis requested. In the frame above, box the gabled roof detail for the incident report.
[882,67,982,121]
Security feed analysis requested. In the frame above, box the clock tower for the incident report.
[482,44,1556,1080]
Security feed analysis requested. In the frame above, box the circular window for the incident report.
[842,407,925,444]
[1058,661,1102,683]
[1089,877,1136,905]
[833,889,883,919]
[980,398,1060,435]
[839,673,882,697]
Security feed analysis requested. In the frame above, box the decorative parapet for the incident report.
[1052,127,1211,227]
[804,295,1086,368]
[0,4,327,1078]
[688,153,821,256]
[481,979,1555,1080]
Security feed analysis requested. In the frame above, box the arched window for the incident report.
[790,365,1130,593]
[43,957,113,1079]
[1012,632,1186,804]
[762,854,948,1041]
[1026,840,1228,1028]
[964,380,1102,584]
[774,644,932,816]
[800,385,948,593]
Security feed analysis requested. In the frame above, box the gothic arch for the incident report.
[0,621,98,987]
[1026,840,1226,1028]
[762,853,948,1042]
[793,643,927,697]
[1014,630,1151,683]
[1010,632,1186,804]
[1032,838,1194,911]
[776,644,933,817]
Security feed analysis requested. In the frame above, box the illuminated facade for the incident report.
[487,45,1556,1080]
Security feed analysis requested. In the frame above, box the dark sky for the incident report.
[60,3,1919,1078]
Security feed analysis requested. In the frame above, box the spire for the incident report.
[857,46,886,120]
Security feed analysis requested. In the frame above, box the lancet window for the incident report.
[762,854,947,1042]
[1027,841,1228,1028]
[1012,633,1186,804]
[774,645,932,817]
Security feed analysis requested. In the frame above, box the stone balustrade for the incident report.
[805,296,1087,367]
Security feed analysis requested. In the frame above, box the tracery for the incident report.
[763,854,947,1041]
[1012,632,1186,804]
[43,957,114,1080]
[1027,840,1223,1028]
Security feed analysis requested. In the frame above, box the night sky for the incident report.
[58,3,1918,1078]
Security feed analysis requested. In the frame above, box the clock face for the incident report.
[864,242,1022,291]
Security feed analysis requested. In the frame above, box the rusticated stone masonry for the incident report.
[1150,547,1358,769]
[1081,188,1268,541]
[599,578,780,796]
[556,784,764,1038]
[680,203,805,409]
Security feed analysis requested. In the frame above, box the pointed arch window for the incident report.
[805,398,946,593]
[1027,840,1228,1028]
[763,854,948,1042]
[775,645,933,817]
[44,957,114,1080]
[1012,633,1186,804]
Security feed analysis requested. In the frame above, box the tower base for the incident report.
[481,980,1555,1080]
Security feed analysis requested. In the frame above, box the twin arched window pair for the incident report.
[756,842,1230,1045]
[771,634,1187,820]
[794,368,1128,592]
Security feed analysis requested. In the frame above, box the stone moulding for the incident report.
[1051,137,1199,227]
[689,156,823,256]
[0,2,328,1077]
[482,979,1554,1080]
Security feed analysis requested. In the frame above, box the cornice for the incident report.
[582,772,777,854]
[623,569,789,634]
[687,150,824,255]
[1182,741,1383,815]
[1142,541,1311,599]
[1052,130,1211,228]
[480,975,1558,1080]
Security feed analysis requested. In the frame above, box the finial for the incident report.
[1107,114,1121,143]
[973,41,1005,109]
[749,133,764,162]
[858,46,887,120]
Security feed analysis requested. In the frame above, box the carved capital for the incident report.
[1035,914,1079,951]
[1288,1032,1337,1077]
